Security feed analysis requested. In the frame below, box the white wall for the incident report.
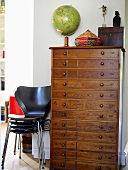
[5,0,34,99]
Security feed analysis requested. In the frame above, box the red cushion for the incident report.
[9,96,24,115]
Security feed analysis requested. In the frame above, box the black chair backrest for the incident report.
[15,86,51,118]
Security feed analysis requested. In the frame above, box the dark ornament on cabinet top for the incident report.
[113,11,121,27]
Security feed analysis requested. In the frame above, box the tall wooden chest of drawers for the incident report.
[49,46,124,170]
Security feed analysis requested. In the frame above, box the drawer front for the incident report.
[51,149,77,159]
[52,120,77,130]
[50,159,76,170]
[77,151,116,163]
[52,79,119,90]
[53,59,119,69]
[52,110,118,121]
[52,140,77,149]
[52,130,117,143]
[52,120,117,132]
[53,49,119,59]
[52,99,118,111]
[52,90,118,100]
[76,161,116,170]
[77,121,117,132]
[53,69,119,79]
[78,142,116,153]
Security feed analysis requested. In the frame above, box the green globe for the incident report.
[52,5,80,36]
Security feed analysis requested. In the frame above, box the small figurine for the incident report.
[113,11,121,27]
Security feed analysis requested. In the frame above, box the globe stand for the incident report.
[64,36,69,47]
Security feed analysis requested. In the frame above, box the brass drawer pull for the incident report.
[98,156,102,160]
[99,146,102,149]
[62,133,65,137]
[62,123,66,127]
[100,83,104,87]
[61,153,65,156]
[61,163,65,167]
[62,113,66,116]
[62,103,66,106]
[99,115,103,118]
[99,126,103,129]
[99,135,103,139]
[63,52,67,55]
[100,62,104,66]
[101,51,104,55]
[100,104,103,108]
[63,62,67,66]
[100,94,104,97]
[63,72,66,76]
[100,72,104,76]
[61,143,65,147]
[63,93,66,96]
[63,82,67,86]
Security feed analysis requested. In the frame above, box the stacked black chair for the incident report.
[1,86,51,170]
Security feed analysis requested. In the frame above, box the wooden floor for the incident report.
[1,122,50,170]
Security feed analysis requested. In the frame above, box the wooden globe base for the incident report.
[64,36,69,47]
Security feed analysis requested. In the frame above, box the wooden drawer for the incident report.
[52,99,118,111]
[53,59,119,69]
[52,130,117,143]
[52,90,118,100]
[77,121,117,132]
[53,49,119,59]
[52,110,118,121]
[53,69,119,79]
[52,130,77,140]
[51,149,77,159]
[52,140,77,149]
[78,142,116,153]
[52,120,117,132]
[52,79,119,90]
[52,120,77,130]
[76,161,117,170]
[50,159,76,170]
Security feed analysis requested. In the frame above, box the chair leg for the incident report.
[19,134,21,159]
[13,133,17,155]
[1,122,11,169]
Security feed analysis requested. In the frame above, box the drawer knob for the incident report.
[61,153,65,156]
[100,94,104,97]
[62,133,66,137]
[63,93,66,96]
[62,123,66,127]
[100,62,104,66]
[63,82,67,86]
[63,52,67,55]
[99,146,103,149]
[63,62,67,66]
[100,83,104,87]
[62,103,66,106]
[62,143,65,147]
[96,166,102,170]
[98,156,102,160]
[101,51,104,55]
[63,72,66,76]
[62,113,66,116]
[99,135,103,139]
[61,163,65,167]
[100,104,103,108]
[99,115,103,118]
[100,72,104,76]
[99,126,103,129]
